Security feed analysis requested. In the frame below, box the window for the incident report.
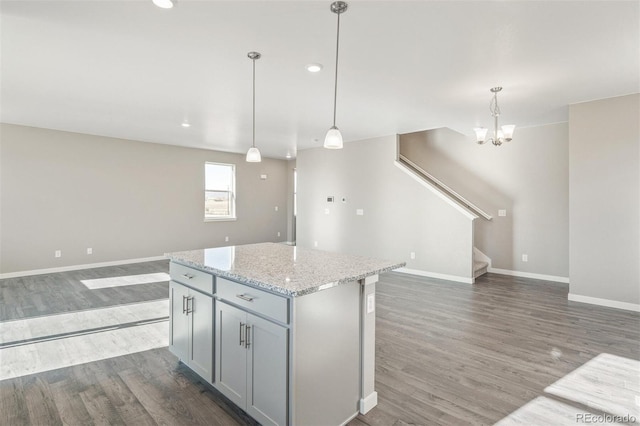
[205,162,236,221]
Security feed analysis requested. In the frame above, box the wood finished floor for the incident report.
[1,262,638,425]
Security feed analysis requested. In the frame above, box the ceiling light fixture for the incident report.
[324,1,348,150]
[306,63,323,73]
[246,51,262,163]
[181,121,190,128]
[474,87,516,146]
[152,0,176,9]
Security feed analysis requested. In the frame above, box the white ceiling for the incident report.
[1,0,638,159]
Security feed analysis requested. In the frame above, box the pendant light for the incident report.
[324,1,348,149]
[246,51,262,162]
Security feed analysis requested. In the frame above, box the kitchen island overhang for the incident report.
[166,242,405,426]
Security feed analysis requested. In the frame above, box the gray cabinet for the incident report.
[215,300,287,426]
[169,280,214,383]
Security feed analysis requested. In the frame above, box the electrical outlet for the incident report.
[356,209,364,216]
[260,174,267,180]
[55,250,61,258]
[314,241,318,247]
[498,209,507,217]
[324,208,330,215]
[367,293,375,314]
[410,252,416,260]
[87,248,93,255]
[274,206,278,211]
[225,236,229,242]
[277,232,281,237]
[522,254,528,262]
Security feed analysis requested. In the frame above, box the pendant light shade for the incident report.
[246,51,262,162]
[246,147,261,162]
[152,0,176,9]
[324,126,343,149]
[324,1,348,149]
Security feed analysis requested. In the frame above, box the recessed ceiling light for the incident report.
[152,0,176,9]
[181,122,190,128]
[306,63,323,73]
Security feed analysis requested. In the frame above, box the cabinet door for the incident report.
[189,290,213,383]
[246,313,288,426]
[215,301,247,409]
[169,281,189,362]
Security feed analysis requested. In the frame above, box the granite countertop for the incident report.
[165,242,405,297]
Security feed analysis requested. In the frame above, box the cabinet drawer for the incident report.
[217,278,288,324]
[170,262,214,294]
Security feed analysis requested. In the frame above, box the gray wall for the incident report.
[400,123,569,277]
[0,124,289,274]
[296,135,474,280]
[569,94,640,306]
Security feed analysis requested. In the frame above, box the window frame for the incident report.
[204,162,237,222]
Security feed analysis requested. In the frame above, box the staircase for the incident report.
[474,260,489,278]
[396,132,494,282]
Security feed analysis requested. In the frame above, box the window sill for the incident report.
[204,217,237,222]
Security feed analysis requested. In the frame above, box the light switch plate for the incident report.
[260,174,267,180]
[324,208,330,215]
[498,209,507,217]
[356,209,364,216]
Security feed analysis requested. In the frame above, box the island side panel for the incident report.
[291,281,360,426]
[360,275,378,413]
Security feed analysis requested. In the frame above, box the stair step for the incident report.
[473,261,489,278]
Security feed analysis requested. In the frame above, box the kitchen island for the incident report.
[166,242,404,426]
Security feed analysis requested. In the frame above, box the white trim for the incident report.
[0,256,166,279]
[397,267,474,284]
[568,293,640,313]
[488,267,569,284]
[359,391,378,414]
[394,161,479,221]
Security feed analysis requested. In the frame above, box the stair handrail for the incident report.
[398,154,493,221]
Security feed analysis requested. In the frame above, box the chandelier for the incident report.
[474,87,515,146]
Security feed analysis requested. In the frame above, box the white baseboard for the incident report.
[0,256,167,279]
[488,267,569,284]
[359,391,378,414]
[397,267,474,284]
[568,293,640,313]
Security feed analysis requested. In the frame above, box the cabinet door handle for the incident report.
[186,296,194,314]
[182,295,187,314]
[236,294,254,302]
[245,325,251,349]
[239,322,245,346]
[182,273,195,280]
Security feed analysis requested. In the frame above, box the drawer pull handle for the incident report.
[182,295,187,314]
[182,274,195,280]
[239,322,245,346]
[236,294,254,302]
[245,325,251,349]
[186,296,194,314]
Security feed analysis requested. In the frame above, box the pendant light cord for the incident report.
[332,12,341,127]
[252,57,256,148]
